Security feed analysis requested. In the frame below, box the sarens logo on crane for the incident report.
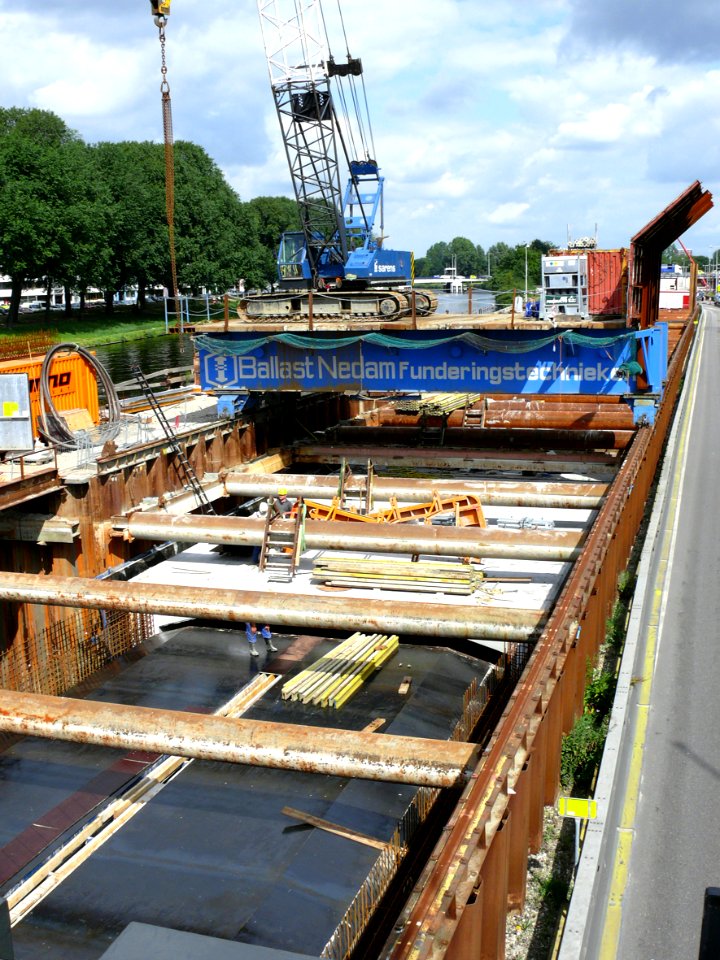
[373,264,397,273]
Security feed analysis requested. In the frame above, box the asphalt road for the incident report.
[617,305,720,959]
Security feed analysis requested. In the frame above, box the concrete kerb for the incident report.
[557,309,705,959]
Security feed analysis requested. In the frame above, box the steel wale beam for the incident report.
[328,426,634,451]
[293,444,619,476]
[0,573,542,641]
[120,514,586,562]
[0,689,479,788]
[383,320,694,958]
[222,473,607,508]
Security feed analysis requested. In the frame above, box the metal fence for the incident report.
[0,330,58,362]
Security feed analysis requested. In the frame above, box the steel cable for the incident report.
[157,20,181,323]
[39,344,122,451]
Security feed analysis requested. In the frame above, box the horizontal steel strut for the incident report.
[0,573,543,640]
[0,689,480,787]
[221,472,607,508]
[119,513,586,562]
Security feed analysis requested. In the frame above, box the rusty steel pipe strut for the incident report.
[0,573,542,641]
[122,514,586,562]
[0,690,479,788]
[222,473,607,509]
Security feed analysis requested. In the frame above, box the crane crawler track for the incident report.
[243,288,437,322]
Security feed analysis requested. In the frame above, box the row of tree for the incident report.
[415,238,555,299]
[3,107,704,329]
[418,239,717,301]
[0,107,299,326]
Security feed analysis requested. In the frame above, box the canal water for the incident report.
[436,290,496,314]
[93,334,195,392]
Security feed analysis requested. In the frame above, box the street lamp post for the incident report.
[524,243,529,304]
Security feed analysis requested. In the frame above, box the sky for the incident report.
[0,0,719,260]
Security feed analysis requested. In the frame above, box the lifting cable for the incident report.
[328,0,375,161]
[151,2,181,321]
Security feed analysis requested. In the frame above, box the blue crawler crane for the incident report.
[251,0,436,320]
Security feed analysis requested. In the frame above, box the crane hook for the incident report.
[150,0,171,28]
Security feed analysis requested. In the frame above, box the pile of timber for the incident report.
[312,557,483,595]
[394,392,482,416]
[281,632,398,709]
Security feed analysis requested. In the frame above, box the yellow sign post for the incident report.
[557,797,598,820]
[557,796,598,866]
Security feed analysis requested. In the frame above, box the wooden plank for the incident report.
[322,578,474,595]
[398,676,412,695]
[362,718,387,733]
[281,806,388,850]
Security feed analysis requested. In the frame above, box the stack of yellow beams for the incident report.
[394,392,482,415]
[281,632,399,709]
[312,557,482,595]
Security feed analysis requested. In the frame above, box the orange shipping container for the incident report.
[587,249,627,316]
[0,352,100,439]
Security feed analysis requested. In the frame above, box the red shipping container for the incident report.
[587,249,627,316]
[0,352,100,439]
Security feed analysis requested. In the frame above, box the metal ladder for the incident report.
[132,364,215,515]
[259,502,304,581]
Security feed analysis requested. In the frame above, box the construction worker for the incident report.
[272,487,293,518]
[245,622,277,657]
[250,500,268,563]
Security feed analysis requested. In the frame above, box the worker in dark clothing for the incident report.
[272,487,293,517]
[245,622,277,657]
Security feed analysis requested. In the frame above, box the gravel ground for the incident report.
[506,806,576,960]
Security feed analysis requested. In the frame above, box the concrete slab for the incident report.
[101,923,318,959]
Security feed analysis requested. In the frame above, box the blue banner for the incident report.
[197,327,665,396]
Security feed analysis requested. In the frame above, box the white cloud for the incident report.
[487,202,531,225]
[0,0,716,256]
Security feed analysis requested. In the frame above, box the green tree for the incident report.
[485,240,554,304]
[173,141,248,295]
[50,141,112,315]
[245,195,301,289]
[449,236,478,276]
[422,241,451,276]
[93,140,253,309]
[92,140,169,311]
[0,108,84,326]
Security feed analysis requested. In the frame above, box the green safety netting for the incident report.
[195,329,636,357]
